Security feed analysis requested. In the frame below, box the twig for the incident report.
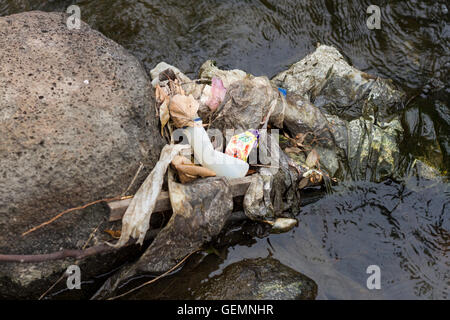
[0,244,113,263]
[22,195,133,236]
[107,249,200,300]
[39,272,66,300]
[82,221,103,250]
[2,229,161,263]
[404,92,420,108]
[180,78,210,86]
[250,164,279,168]
[121,163,144,196]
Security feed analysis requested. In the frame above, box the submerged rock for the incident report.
[0,11,164,298]
[192,257,317,300]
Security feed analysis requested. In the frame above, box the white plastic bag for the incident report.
[110,144,189,248]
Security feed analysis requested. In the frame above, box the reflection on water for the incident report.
[0,0,448,299]
[270,179,449,299]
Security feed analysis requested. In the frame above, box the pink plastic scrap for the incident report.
[206,77,226,111]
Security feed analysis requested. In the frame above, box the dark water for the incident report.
[1,0,448,299]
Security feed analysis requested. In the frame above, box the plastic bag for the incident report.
[109,144,189,248]
[205,77,226,111]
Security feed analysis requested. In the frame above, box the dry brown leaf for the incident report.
[306,149,320,168]
[171,155,216,183]
[175,164,216,177]
[104,229,121,239]
[298,177,309,189]
[169,94,199,128]
[284,147,301,154]
[159,99,170,136]
[172,155,191,166]
[178,172,197,184]
[172,79,185,95]
[155,84,169,103]
[309,171,323,184]
[172,156,195,184]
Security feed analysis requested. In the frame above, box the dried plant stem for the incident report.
[121,163,144,196]
[82,221,103,250]
[107,249,200,300]
[2,229,161,263]
[21,195,133,236]
[39,272,66,300]
[0,244,112,262]
[38,220,104,299]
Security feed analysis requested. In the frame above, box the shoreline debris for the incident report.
[109,144,189,248]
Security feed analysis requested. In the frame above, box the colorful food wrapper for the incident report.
[225,130,259,161]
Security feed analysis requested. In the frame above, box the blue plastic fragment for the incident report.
[278,87,287,96]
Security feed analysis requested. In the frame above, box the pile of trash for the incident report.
[111,58,330,250]
[93,44,442,298]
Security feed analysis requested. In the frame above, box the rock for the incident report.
[0,11,164,298]
[125,256,317,300]
[192,257,317,300]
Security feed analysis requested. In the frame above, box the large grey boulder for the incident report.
[0,11,164,297]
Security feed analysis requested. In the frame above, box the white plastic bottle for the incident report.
[183,119,249,179]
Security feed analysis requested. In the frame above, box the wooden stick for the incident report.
[121,162,144,196]
[108,176,254,222]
